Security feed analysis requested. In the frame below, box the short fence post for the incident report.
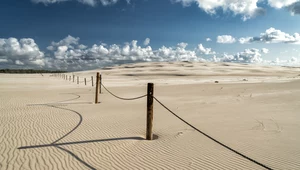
[99,74,102,94]
[73,75,75,82]
[146,83,154,140]
[77,76,79,84]
[84,78,86,85]
[91,76,94,87]
[95,72,100,104]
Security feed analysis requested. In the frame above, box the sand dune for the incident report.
[1,62,300,169]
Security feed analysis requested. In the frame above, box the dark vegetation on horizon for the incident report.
[0,69,67,74]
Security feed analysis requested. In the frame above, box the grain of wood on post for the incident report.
[95,72,100,104]
[99,74,102,94]
[146,83,154,140]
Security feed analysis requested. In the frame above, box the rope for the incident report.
[101,83,147,101]
[153,96,273,170]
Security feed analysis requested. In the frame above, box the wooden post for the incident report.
[77,76,79,84]
[84,78,87,85]
[91,76,94,87]
[146,83,154,140]
[95,72,100,104]
[69,76,71,81]
[73,75,75,82]
[99,74,102,94]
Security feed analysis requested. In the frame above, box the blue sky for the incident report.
[0,0,300,71]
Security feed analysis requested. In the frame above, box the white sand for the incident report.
[1,62,300,170]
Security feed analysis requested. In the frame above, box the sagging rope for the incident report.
[153,96,273,170]
[101,83,147,101]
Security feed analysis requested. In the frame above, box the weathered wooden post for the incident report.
[95,72,100,104]
[91,76,94,87]
[84,78,87,85]
[73,75,75,82]
[146,83,154,140]
[77,76,79,84]
[99,74,102,94]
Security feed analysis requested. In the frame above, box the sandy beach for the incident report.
[1,62,300,170]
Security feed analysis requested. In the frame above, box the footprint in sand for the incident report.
[252,119,282,133]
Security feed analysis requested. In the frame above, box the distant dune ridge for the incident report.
[1,62,300,169]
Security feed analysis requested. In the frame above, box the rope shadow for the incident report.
[55,145,97,170]
[18,137,144,149]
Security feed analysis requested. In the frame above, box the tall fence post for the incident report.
[77,76,79,84]
[91,76,94,87]
[84,78,87,85]
[99,74,102,94]
[95,72,100,104]
[146,83,154,140]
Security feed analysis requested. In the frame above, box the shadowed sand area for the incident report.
[1,62,300,169]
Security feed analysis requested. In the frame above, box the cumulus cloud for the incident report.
[31,0,119,6]
[144,38,150,46]
[213,48,264,63]
[206,38,212,41]
[43,36,206,70]
[217,35,236,44]
[198,44,216,55]
[239,27,300,44]
[261,48,269,54]
[172,0,265,21]
[0,38,45,69]
[267,0,299,9]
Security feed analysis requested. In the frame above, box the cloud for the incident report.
[267,0,299,9]
[198,44,216,55]
[213,48,264,63]
[206,38,212,41]
[287,1,300,15]
[239,27,300,44]
[172,0,265,21]
[217,35,236,44]
[0,38,45,69]
[43,36,206,70]
[144,38,150,46]
[261,48,269,54]
[31,0,119,6]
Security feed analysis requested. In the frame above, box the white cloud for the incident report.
[44,36,205,70]
[144,38,150,46]
[214,48,264,63]
[172,0,300,20]
[239,27,300,44]
[0,38,45,68]
[172,0,265,21]
[206,38,212,41]
[198,44,216,55]
[239,37,252,44]
[267,0,299,9]
[261,48,269,54]
[217,35,236,44]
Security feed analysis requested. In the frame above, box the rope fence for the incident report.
[101,83,147,101]
[51,72,273,170]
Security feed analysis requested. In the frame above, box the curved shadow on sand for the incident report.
[47,104,83,144]
[21,93,144,170]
